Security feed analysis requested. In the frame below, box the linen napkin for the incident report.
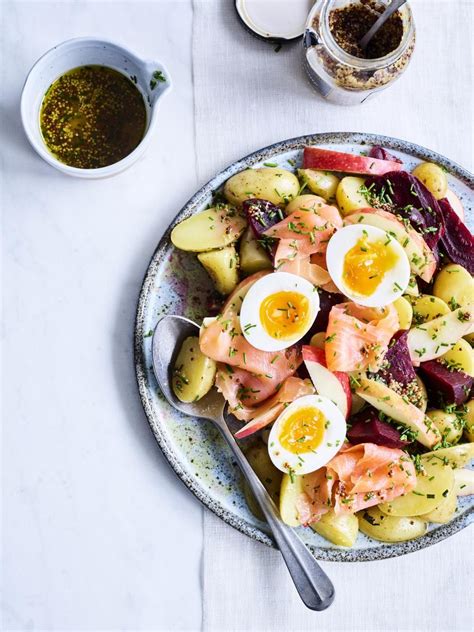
[193,1,473,630]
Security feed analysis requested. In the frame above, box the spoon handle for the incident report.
[216,420,335,611]
[359,0,406,50]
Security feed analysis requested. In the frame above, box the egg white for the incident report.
[240,272,320,352]
[268,394,347,475]
[326,224,410,308]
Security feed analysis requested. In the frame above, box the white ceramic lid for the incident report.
[235,0,314,41]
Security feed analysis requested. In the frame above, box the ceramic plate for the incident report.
[135,132,474,561]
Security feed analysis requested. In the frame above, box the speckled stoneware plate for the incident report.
[135,132,474,561]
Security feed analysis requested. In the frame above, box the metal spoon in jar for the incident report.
[152,314,335,612]
[359,0,407,51]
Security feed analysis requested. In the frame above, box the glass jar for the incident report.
[303,0,415,105]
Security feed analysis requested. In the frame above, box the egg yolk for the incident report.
[343,234,398,297]
[259,291,310,340]
[279,406,326,454]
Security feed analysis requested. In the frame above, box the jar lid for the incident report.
[235,0,313,42]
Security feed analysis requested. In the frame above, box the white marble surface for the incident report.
[1,1,473,631]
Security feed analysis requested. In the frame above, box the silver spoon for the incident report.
[359,0,406,51]
[152,314,335,611]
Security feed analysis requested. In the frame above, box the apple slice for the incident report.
[302,345,351,418]
[303,147,403,176]
[355,375,441,448]
[344,208,436,282]
[444,189,465,222]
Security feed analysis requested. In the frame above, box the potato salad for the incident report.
[168,145,474,547]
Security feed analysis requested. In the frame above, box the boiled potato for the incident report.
[393,296,413,330]
[422,443,474,469]
[412,162,448,200]
[358,507,427,543]
[410,294,450,325]
[438,338,474,377]
[297,169,340,201]
[426,409,463,445]
[335,176,367,216]
[416,375,428,413]
[309,331,326,349]
[464,400,474,442]
[244,443,283,521]
[224,167,299,207]
[379,457,454,517]
[239,227,272,276]
[310,510,359,547]
[171,206,246,252]
[280,473,305,527]
[419,486,457,523]
[453,468,474,496]
[433,264,474,309]
[285,194,329,215]
[172,336,216,403]
[198,246,239,295]
[404,276,419,297]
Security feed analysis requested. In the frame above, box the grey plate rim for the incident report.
[135,131,473,562]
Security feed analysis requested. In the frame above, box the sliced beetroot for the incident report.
[377,330,417,387]
[364,171,444,249]
[438,198,474,274]
[418,360,474,405]
[348,408,411,449]
[307,289,345,336]
[243,199,284,237]
[368,146,403,164]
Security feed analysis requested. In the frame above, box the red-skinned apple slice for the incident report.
[444,189,465,222]
[302,345,351,418]
[303,147,403,176]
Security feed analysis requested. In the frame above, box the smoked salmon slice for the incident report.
[297,443,416,524]
[325,302,399,372]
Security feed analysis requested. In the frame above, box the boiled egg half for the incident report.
[240,272,320,352]
[268,394,347,475]
[326,224,410,307]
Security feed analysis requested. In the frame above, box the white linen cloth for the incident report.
[193,1,474,630]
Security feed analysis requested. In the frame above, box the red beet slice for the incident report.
[438,198,474,274]
[377,331,417,387]
[348,408,411,449]
[418,360,473,405]
[364,171,444,249]
[307,290,345,336]
[243,199,284,237]
[368,146,403,164]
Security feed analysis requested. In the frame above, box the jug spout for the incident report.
[142,60,172,107]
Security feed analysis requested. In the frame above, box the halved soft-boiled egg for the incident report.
[326,224,410,307]
[268,394,347,475]
[240,272,320,351]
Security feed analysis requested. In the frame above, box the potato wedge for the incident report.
[297,169,340,201]
[280,473,305,527]
[453,469,474,496]
[379,456,454,517]
[433,264,474,309]
[358,507,427,542]
[393,296,413,330]
[171,206,246,252]
[197,246,239,295]
[335,176,367,215]
[355,376,441,448]
[426,409,463,445]
[172,336,216,403]
[310,510,359,547]
[410,294,450,325]
[407,307,474,364]
[422,443,474,469]
[239,227,272,276]
[224,167,299,206]
[438,338,474,377]
[464,400,474,442]
[309,331,326,349]
[244,443,283,521]
[412,162,448,200]
[285,194,329,215]
[419,486,457,523]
